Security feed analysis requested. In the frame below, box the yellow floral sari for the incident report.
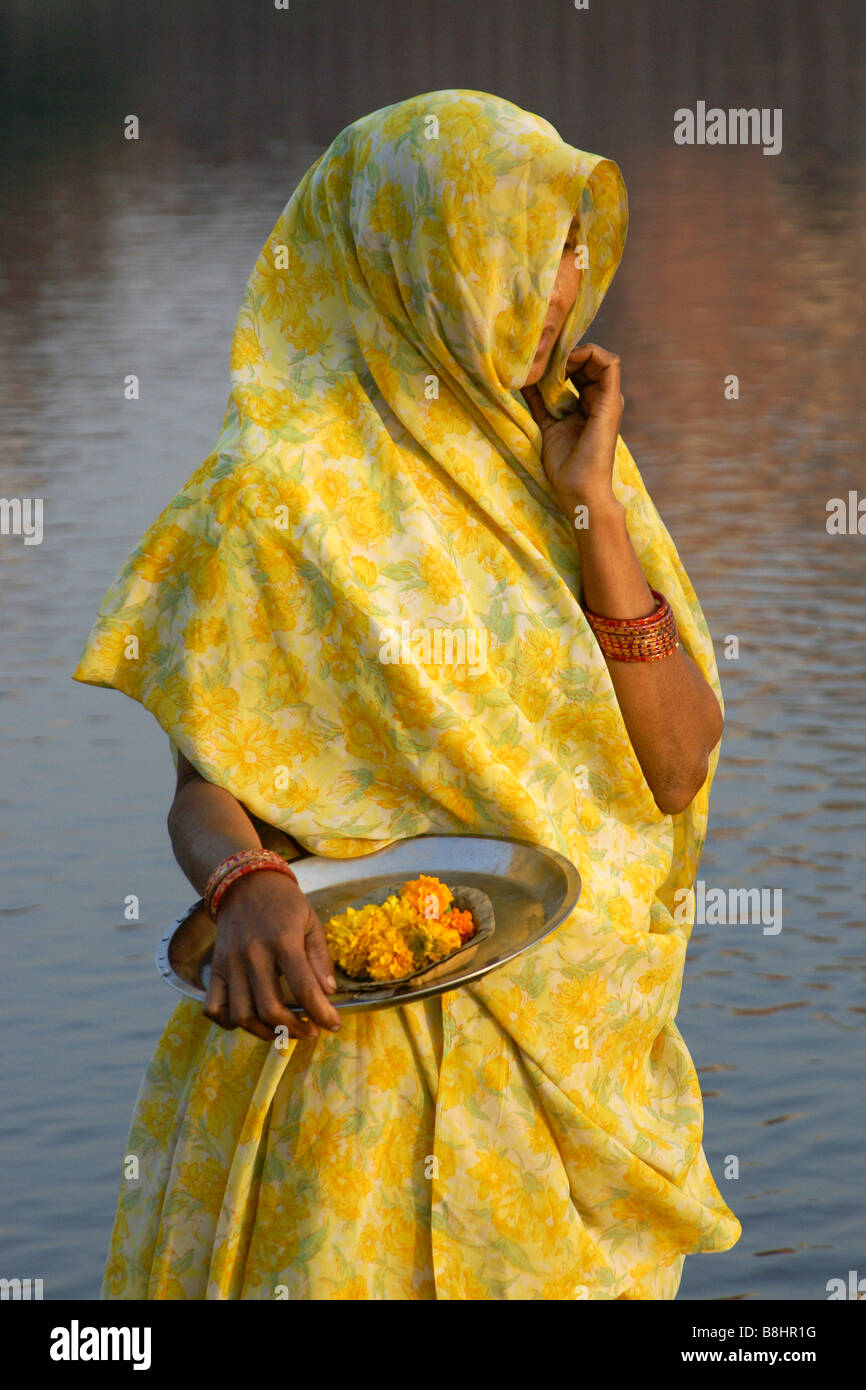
[72,88,741,1299]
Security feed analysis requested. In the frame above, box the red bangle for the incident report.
[583,589,666,628]
[582,589,680,663]
[205,849,299,921]
[204,849,263,916]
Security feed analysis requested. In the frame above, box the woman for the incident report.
[72,88,741,1299]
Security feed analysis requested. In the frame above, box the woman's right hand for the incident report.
[203,870,342,1043]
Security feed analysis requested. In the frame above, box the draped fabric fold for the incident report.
[73,89,740,1298]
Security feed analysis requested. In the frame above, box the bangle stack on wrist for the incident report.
[582,588,679,663]
[204,849,300,921]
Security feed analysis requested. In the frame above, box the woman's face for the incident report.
[520,214,584,387]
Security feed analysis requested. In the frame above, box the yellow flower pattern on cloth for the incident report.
[72,88,741,1299]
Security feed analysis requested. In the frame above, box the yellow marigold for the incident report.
[323,875,473,981]
[364,923,417,980]
[407,917,462,965]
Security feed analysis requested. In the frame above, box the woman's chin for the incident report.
[520,358,545,388]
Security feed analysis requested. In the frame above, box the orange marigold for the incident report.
[441,907,476,941]
[323,875,476,981]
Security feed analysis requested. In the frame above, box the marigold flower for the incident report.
[323,876,475,981]
[441,907,476,941]
[399,874,453,920]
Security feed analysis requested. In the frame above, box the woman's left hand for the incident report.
[521,342,624,517]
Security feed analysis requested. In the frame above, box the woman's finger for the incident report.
[226,958,278,1044]
[304,907,337,994]
[519,382,549,426]
[566,342,617,376]
[245,947,318,1043]
[203,967,234,1031]
[566,342,595,368]
[277,947,342,1033]
[567,344,622,415]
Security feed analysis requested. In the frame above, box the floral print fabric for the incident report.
[72,88,741,1298]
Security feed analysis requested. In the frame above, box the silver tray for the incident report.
[156,833,581,1015]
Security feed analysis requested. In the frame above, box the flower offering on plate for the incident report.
[157,833,581,1014]
[323,874,496,991]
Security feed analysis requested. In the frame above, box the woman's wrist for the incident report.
[556,486,624,536]
[563,491,659,620]
[214,863,305,922]
[206,849,299,920]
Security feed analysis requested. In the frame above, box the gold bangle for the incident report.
[582,589,680,663]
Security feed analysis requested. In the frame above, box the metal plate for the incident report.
[156,833,581,1015]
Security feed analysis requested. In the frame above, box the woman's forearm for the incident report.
[167,777,262,897]
[166,760,340,1038]
[573,494,723,814]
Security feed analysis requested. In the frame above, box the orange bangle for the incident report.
[582,589,680,663]
[205,849,299,921]
[204,849,269,915]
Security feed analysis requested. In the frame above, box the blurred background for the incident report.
[1,0,864,1300]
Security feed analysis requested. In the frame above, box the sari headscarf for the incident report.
[73,89,741,1298]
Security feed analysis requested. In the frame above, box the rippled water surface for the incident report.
[1,0,864,1300]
